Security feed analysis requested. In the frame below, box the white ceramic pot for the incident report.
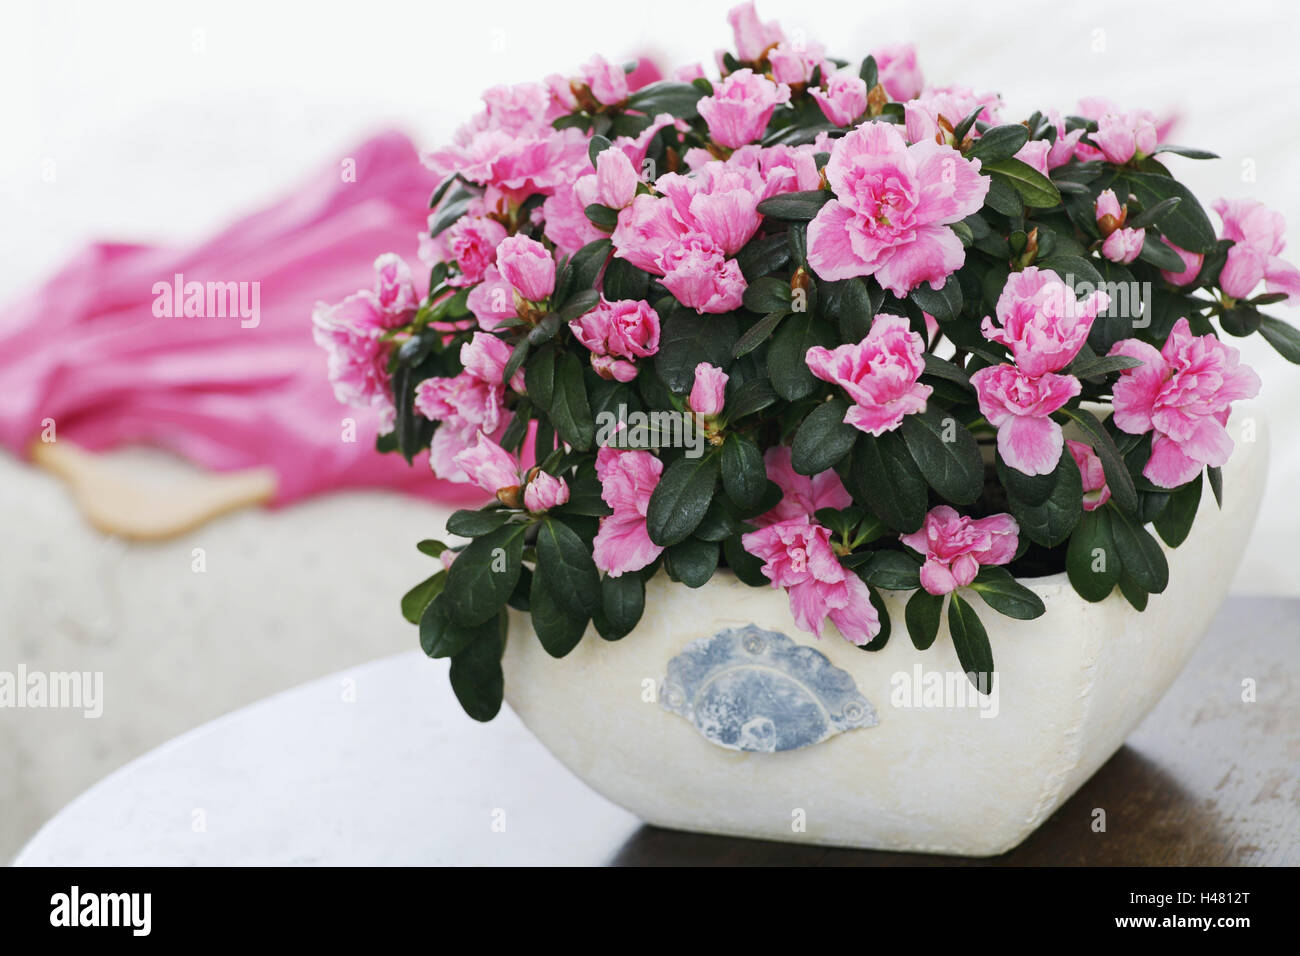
[502,406,1268,855]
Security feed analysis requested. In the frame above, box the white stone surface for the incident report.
[502,409,1269,855]
[12,651,639,866]
[0,446,460,861]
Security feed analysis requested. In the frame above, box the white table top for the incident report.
[13,652,640,866]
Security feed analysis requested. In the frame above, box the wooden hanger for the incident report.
[30,440,276,540]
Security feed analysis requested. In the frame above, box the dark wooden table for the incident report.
[610,596,1300,865]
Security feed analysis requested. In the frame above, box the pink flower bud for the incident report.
[523,470,570,513]
[808,69,868,127]
[495,235,555,302]
[689,362,729,416]
[1158,239,1203,286]
[594,149,638,210]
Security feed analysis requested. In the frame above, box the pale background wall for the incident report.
[1,0,1296,858]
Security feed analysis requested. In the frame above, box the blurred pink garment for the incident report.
[0,131,484,507]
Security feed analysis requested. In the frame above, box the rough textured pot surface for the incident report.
[503,407,1269,855]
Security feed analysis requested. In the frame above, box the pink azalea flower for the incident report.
[1091,107,1159,165]
[1103,227,1145,264]
[1094,188,1125,229]
[980,267,1109,378]
[453,431,522,501]
[569,297,662,381]
[900,506,1020,596]
[495,235,555,303]
[523,469,570,513]
[660,236,747,312]
[689,363,729,416]
[581,54,630,106]
[752,446,852,527]
[415,332,523,481]
[594,149,639,209]
[727,1,785,61]
[805,314,932,435]
[809,69,868,127]
[436,215,508,287]
[312,254,419,428]
[592,446,664,577]
[1213,198,1300,302]
[610,162,761,313]
[767,39,833,86]
[871,43,924,101]
[1066,440,1110,512]
[723,143,822,199]
[1159,239,1204,286]
[466,265,518,330]
[903,85,1002,145]
[697,69,791,149]
[1108,318,1261,488]
[970,364,1081,476]
[740,518,880,645]
[805,121,989,296]
[1014,140,1051,177]
[1044,111,1085,169]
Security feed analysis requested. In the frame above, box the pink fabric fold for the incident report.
[0,130,483,507]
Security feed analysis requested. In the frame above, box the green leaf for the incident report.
[1117,575,1149,611]
[1152,472,1202,548]
[556,289,600,322]
[921,354,973,389]
[416,539,448,558]
[550,351,596,451]
[720,433,767,510]
[421,593,500,659]
[442,523,526,626]
[732,309,789,357]
[900,407,984,505]
[767,312,833,400]
[830,277,880,342]
[1138,233,1188,272]
[851,432,928,533]
[584,203,618,230]
[969,566,1045,620]
[1108,505,1169,593]
[1125,195,1181,230]
[862,587,890,651]
[529,569,587,658]
[996,454,1057,507]
[1258,314,1300,363]
[666,537,720,587]
[983,157,1061,208]
[596,573,645,640]
[856,550,922,591]
[741,276,792,314]
[448,616,506,721]
[968,125,1030,164]
[1151,144,1218,160]
[402,571,446,625]
[525,344,556,411]
[656,310,740,392]
[535,517,602,619]
[625,81,704,118]
[1065,507,1120,602]
[1059,406,1138,515]
[446,509,513,538]
[948,593,995,694]
[791,399,858,475]
[905,589,944,650]
[725,378,778,419]
[735,234,792,280]
[754,189,831,221]
[908,278,962,322]
[1065,353,1144,380]
[603,257,651,300]
[1119,172,1217,253]
[1207,465,1223,507]
[1006,449,1084,547]
[646,452,720,546]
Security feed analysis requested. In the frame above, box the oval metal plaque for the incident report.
[660,624,877,752]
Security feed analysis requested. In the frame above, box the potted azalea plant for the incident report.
[314,3,1297,852]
